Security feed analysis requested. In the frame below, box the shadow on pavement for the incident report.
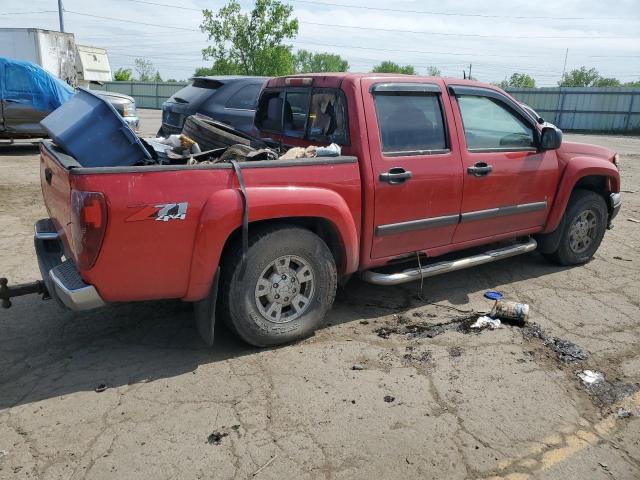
[0,251,567,409]
[0,142,42,156]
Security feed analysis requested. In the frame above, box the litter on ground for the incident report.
[470,315,502,330]
[578,370,605,385]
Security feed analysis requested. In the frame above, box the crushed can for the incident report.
[491,300,530,324]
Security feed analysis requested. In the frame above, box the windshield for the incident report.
[168,82,219,106]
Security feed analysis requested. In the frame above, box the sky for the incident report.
[1,0,639,85]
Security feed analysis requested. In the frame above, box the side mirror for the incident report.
[540,126,562,151]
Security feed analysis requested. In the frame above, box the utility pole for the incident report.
[468,63,472,80]
[560,48,568,84]
[555,48,569,125]
[57,0,65,32]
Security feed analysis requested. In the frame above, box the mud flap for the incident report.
[194,267,220,346]
[535,215,567,254]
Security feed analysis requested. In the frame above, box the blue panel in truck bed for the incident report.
[40,88,152,167]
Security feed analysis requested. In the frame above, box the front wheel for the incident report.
[543,189,608,266]
[221,226,337,347]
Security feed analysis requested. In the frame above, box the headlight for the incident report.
[613,153,620,169]
[123,102,136,117]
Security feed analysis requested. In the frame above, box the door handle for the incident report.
[467,162,493,177]
[380,167,412,184]
[44,168,53,185]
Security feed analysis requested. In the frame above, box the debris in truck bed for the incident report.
[279,145,317,160]
[278,143,341,160]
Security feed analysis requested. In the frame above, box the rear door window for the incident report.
[225,83,262,110]
[373,93,447,155]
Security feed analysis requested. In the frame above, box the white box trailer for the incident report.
[75,44,112,85]
[0,28,112,86]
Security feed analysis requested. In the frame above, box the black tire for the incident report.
[220,226,337,347]
[219,144,256,162]
[182,115,263,151]
[543,189,608,266]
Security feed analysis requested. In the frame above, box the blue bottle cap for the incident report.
[484,290,503,300]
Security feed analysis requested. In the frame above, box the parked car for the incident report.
[160,76,267,136]
[0,57,138,140]
[91,89,139,131]
[3,74,621,350]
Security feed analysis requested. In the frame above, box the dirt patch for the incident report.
[374,312,479,340]
[522,322,589,363]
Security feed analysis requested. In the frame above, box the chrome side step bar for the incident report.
[362,238,538,286]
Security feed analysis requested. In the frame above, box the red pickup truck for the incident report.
[9,73,623,347]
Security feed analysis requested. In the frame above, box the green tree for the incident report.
[558,66,600,87]
[426,65,441,77]
[166,78,177,83]
[194,59,246,77]
[113,67,133,81]
[153,70,162,82]
[134,58,155,81]
[499,72,536,88]
[294,49,349,73]
[200,0,299,76]
[371,61,416,75]
[593,77,621,87]
[624,79,640,87]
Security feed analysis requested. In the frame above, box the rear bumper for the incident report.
[35,219,106,311]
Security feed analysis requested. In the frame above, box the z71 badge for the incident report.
[126,202,188,222]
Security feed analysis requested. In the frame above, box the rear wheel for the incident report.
[221,226,337,347]
[543,189,608,265]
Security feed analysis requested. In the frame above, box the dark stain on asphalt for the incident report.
[207,431,228,445]
[522,322,588,363]
[584,379,640,408]
[374,313,479,340]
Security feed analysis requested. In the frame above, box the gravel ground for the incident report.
[0,110,639,480]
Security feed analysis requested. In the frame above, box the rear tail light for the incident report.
[70,190,107,270]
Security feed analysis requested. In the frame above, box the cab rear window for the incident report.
[255,88,349,145]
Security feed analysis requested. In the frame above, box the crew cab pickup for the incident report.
[11,74,623,347]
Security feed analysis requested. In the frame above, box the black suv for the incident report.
[160,76,267,136]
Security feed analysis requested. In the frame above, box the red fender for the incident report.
[183,186,360,301]
[543,157,620,233]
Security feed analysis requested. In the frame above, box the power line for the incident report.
[301,21,636,40]
[75,5,638,40]
[64,10,200,31]
[116,0,201,12]
[117,0,636,22]
[0,10,57,16]
[289,0,633,21]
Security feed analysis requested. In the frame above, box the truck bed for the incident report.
[40,140,361,303]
